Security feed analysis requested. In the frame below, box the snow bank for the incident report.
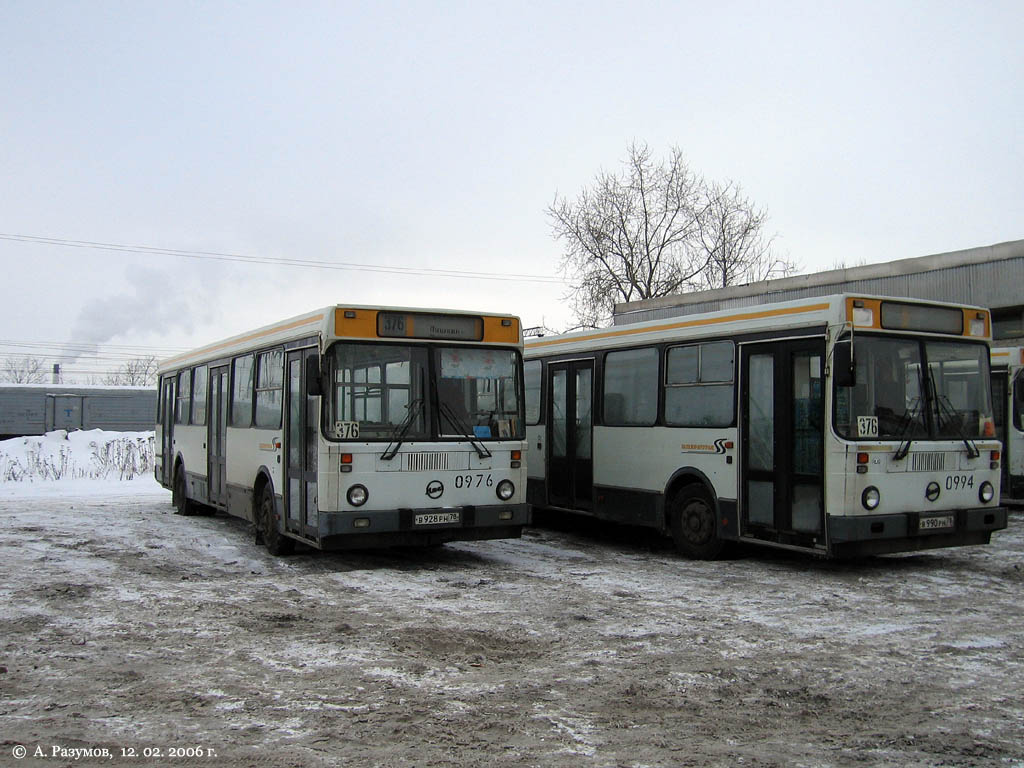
[0,429,156,484]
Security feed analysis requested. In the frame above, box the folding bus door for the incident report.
[207,366,229,508]
[547,360,594,511]
[741,340,825,546]
[159,377,175,487]
[285,348,320,539]
[991,370,1009,491]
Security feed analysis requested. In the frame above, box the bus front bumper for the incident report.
[317,503,531,550]
[827,506,1008,557]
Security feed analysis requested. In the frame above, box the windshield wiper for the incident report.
[381,398,424,461]
[894,365,927,461]
[893,396,924,460]
[439,401,492,459]
[932,387,981,459]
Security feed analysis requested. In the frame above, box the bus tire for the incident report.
[173,466,196,516]
[258,484,294,556]
[669,483,724,560]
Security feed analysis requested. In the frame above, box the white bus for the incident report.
[990,346,1024,502]
[156,305,529,554]
[524,294,1007,559]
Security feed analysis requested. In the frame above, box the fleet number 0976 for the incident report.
[454,473,493,489]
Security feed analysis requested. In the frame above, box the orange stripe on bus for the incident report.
[161,313,325,368]
[526,302,832,350]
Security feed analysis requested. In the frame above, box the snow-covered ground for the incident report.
[0,429,154,485]
[1,433,1022,766]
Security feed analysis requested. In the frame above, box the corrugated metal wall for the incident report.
[0,387,156,438]
[613,240,1024,325]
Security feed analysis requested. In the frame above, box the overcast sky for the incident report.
[1,1,1021,378]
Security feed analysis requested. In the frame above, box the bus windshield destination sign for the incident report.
[377,312,483,341]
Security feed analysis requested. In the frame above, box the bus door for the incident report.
[207,366,229,508]
[285,348,319,539]
[741,340,825,546]
[547,359,594,510]
[159,377,175,487]
[991,369,1009,491]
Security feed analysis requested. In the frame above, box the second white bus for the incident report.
[524,294,1007,559]
[990,346,1024,502]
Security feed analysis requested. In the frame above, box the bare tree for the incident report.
[104,356,159,386]
[689,180,794,291]
[2,356,47,383]
[548,143,796,327]
[548,143,710,328]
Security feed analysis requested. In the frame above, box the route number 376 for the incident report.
[335,421,360,439]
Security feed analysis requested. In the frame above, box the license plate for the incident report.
[919,514,954,531]
[414,512,460,526]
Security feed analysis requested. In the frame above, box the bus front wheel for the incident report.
[258,485,294,556]
[669,484,724,560]
[173,467,196,516]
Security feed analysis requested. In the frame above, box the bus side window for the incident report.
[191,365,208,426]
[255,349,284,428]
[175,370,191,424]
[603,347,658,426]
[1014,371,1024,431]
[231,354,255,428]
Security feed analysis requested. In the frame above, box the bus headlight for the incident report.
[862,486,881,511]
[496,480,515,501]
[979,481,995,504]
[347,484,369,507]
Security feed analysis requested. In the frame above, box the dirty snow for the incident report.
[1,436,1023,766]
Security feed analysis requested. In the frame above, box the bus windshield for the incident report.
[834,336,993,440]
[326,343,522,441]
[436,347,520,439]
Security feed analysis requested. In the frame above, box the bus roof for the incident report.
[991,346,1024,368]
[526,293,991,357]
[158,305,522,373]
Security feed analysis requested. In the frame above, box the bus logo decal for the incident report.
[681,439,729,455]
[426,480,444,500]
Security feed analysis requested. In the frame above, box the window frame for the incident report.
[255,348,285,429]
[524,359,543,426]
[230,353,255,428]
[663,341,736,428]
[602,346,659,427]
[175,369,191,425]
[1014,369,1024,432]
[191,365,209,426]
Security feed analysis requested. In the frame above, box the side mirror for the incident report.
[833,340,856,387]
[305,354,324,397]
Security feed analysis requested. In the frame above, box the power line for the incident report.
[0,339,187,352]
[0,341,187,356]
[0,232,565,284]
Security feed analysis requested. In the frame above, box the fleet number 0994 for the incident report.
[945,475,975,490]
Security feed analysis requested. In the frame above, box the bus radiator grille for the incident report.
[910,452,946,472]
[405,452,454,472]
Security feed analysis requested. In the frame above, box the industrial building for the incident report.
[0,385,156,440]
[613,239,1024,342]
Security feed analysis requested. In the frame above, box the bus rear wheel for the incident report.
[669,484,724,560]
[258,485,294,556]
